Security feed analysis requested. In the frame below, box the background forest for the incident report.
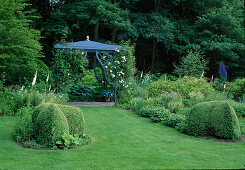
[0,0,244,86]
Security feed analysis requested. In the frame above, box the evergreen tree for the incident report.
[173,50,208,78]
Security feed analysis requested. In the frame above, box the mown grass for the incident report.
[0,106,245,169]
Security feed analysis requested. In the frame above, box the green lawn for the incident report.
[0,107,245,169]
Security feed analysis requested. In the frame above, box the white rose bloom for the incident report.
[105,66,108,68]
[110,70,112,73]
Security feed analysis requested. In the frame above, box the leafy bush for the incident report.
[68,84,98,96]
[187,101,241,140]
[33,103,69,147]
[148,76,214,98]
[229,101,245,117]
[14,107,35,142]
[56,104,85,137]
[52,49,89,92]
[56,133,90,150]
[138,105,169,122]
[175,121,188,133]
[227,78,245,101]
[101,90,113,98]
[163,113,186,128]
[0,88,68,116]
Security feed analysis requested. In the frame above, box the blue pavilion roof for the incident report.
[54,41,125,52]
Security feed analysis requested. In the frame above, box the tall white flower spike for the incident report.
[32,70,37,86]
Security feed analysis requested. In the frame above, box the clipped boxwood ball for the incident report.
[34,103,69,146]
[187,101,241,140]
[56,104,85,137]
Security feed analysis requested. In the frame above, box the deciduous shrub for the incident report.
[0,89,68,116]
[163,113,186,128]
[33,103,69,147]
[227,78,245,101]
[187,101,241,140]
[138,105,169,122]
[229,101,245,117]
[148,76,214,98]
[14,107,35,142]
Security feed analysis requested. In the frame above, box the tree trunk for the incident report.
[94,20,100,41]
[111,25,117,43]
[151,39,156,70]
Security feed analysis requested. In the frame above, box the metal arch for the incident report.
[95,51,119,105]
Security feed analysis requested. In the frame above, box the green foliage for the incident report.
[187,101,241,140]
[173,50,208,78]
[52,49,89,92]
[14,107,35,142]
[101,90,113,98]
[132,12,175,48]
[0,0,48,85]
[79,70,98,85]
[68,85,98,96]
[56,104,85,137]
[138,105,169,121]
[33,103,69,147]
[148,76,214,98]
[228,101,245,117]
[163,113,186,128]
[0,88,68,116]
[227,78,245,101]
[56,133,90,150]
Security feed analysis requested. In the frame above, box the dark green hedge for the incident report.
[187,101,241,140]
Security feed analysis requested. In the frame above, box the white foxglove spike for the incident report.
[200,71,204,78]
[32,70,37,86]
[140,71,143,78]
[46,74,49,82]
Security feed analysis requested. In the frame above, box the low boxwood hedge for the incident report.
[32,103,86,147]
[34,103,69,146]
[187,101,241,140]
[57,104,85,137]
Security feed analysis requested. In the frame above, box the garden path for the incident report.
[67,102,115,107]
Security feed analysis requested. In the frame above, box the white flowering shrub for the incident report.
[103,41,135,91]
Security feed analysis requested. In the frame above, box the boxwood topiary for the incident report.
[56,104,85,137]
[187,101,241,140]
[33,103,69,147]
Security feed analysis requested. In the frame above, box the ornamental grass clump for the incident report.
[187,101,241,140]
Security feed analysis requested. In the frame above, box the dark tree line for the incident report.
[1,0,244,85]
